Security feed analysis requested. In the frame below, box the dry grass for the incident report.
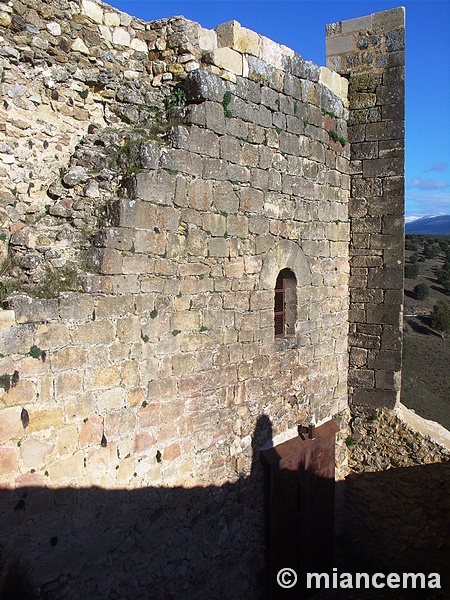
[402,238,450,431]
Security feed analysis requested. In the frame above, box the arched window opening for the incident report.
[274,269,297,337]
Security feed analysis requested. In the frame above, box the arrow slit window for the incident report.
[274,269,297,337]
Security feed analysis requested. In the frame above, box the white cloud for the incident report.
[407,177,449,190]
[405,190,450,218]
[427,162,448,172]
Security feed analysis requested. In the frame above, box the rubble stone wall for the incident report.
[0,0,352,596]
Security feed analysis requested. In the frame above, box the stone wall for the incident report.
[0,0,353,596]
[0,0,351,485]
[326,8,405,409]
[0,0,214,272]
[0,2,422,598]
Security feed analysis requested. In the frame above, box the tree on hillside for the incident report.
[437,269,450,294]
[431,300,450,334]
[405,263,419,279]
[414,283,429,300]
[423,243,441,259]
[436,256,450,294]
[405,235,420,252]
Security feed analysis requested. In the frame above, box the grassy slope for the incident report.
[402,322,450,430]
[402,238,450,431]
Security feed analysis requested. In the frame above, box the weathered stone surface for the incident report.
[0,407,23,443]
[20,438,54,469]
[351,387,397,408]
[184,69,226,103]
[82,0,104,24]
[6,295,59,323]
[72,37,90,55]
[63,166,89,188]
[130,141,161,170]
[112,27,131,46]
[0,446,18,478]
[216,20,259,57]
[204,47,243,76]
[0,310,15,330]
[327,8,404,410]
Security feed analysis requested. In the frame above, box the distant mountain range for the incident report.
[405,215,450,235]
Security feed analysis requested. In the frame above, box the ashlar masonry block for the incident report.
[204,47,243,76]
[0,407,23,443]
[216,20,260,57]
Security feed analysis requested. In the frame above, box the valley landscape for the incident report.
[402,231,450,431]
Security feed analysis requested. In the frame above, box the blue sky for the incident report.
[108,1,450,219]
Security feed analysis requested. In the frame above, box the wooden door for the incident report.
[261,420,338,599]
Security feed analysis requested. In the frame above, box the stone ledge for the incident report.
[5,295,59,324]
[396,403,450,451]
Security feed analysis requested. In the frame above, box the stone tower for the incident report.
[327,8,405,409]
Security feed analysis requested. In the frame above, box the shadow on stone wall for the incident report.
[1,423,449,600]
[1,481,266,600]
[0,416,273,600]
[332,461,450,600]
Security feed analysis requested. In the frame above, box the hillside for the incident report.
[402,235,450,430]
[405,215,450,235]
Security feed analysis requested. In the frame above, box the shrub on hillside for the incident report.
[405,235,420,252]
[423,243,441,259]
[431,300,450,333]
[414,283,429,300]
[405,263,419,279]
